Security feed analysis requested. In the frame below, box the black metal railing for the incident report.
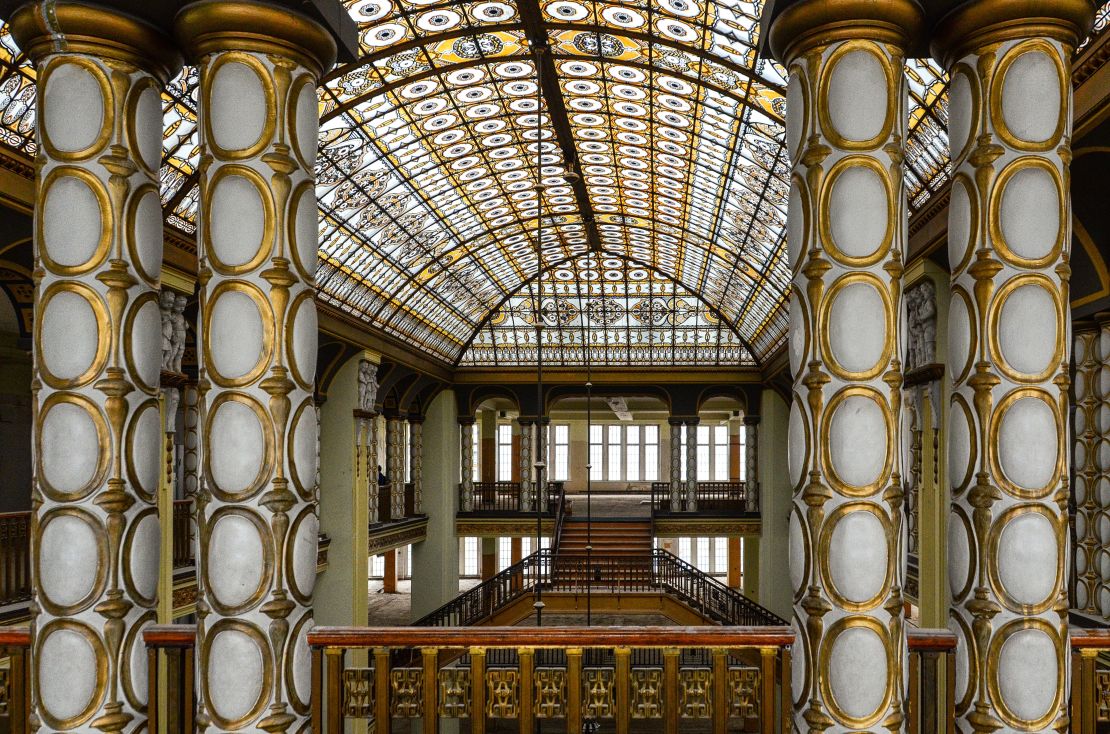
[413,547,783,629]
[650,481,757,514]
[459,481,565,514]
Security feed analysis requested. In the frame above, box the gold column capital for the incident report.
[931,0,1097,68]
[767,0,925,64]
[174,0,338,77]
[9,1,182,81]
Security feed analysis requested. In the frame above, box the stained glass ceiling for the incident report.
[0,6,1104,367]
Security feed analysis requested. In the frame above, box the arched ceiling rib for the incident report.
[2,8,1107,365]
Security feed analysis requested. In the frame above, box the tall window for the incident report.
[713,425,729,481]
[521,536,550,555]
[680,427,686,481]
[461,537,480,576]
[644,425,659,481]
[589,425,603,481]
[696,425,710,481]
[607,425,622,481]
[498,537,512,571]
[738,425,747,479]
[370,554,385,577]
[472,426,480,481]
[496,424,513,481]
[551,424,569,481]
[404,422,412,482]
[625,425,640,481]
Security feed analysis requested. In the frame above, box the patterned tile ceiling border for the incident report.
[0,4,1106,366]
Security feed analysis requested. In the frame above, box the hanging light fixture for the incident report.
[532,41,546,629]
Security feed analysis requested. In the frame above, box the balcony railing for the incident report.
[375,483,423,524]
[459,481,565,514]
[0,512,30,608]
[650,482,757,515]
[172,498,193,568]
[308,625,795,734]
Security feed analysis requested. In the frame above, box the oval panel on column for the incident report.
[989,505,1061,614]
[949,610,977,714]
[289,74,320,170]
[204,507,274,614]
[36,282,109,389]
[126,183,165,286]
[788,294,809,378]
[992,388,1061,498]
[992,158,1064,268]
[289,180,320,282]
[990,275,1062,382]
[206,392,273,501]
[821,273,891,380]
[204,281,274,387]
[820,617,892,729]
[38,392,109,501]
[947,175,978,276]
[40,58,111,159]
[791,616,810,707]
[820,42,892,149]
[787,396,808,492]
[820,503,891,611]
[947,64,979,164]
[988,620,1061,731]
[785,63,807,161]
[285,609,315,715]
[821,157,892,266]
[822,387,892,496]
[203,620,272,729]
[289,397,319,499]
[286,288,318,390]
[947,286,976,385]
[122,507,161,608]
[788,505,809,602]
[36,507,107,615]
[39,167,110,275]
[786,175,808,271]
[948,504,976,602]
[993,41,1065,150]
[204,54,275,159]
[121,611,156,711]
[206,165,274,274]
[125,398,162,502]
[127,78,164,175]
[286,506,320,603]
[124,291,164,394]
[35,620,107,730]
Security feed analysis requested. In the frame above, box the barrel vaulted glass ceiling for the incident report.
[0,7,1105,366]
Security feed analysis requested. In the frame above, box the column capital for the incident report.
[408,414,425,424]
[175,0,338,76]
[10,2,182,81]
[353,408,378,420]
[458,416,476,426]
[516,416,536,426]
[743,415,761,426]
[668,415,698,426]
[932,0,1096,67]
[767,0,925,64]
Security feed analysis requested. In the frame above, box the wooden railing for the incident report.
[459,481,566,514]
[144,624,196,733]
[0,627,29,733]
[650,482,757,514]
[308,625,795,734]
[172,499,193,568]
[906,627,956,734]
[1071,627,1110,732]
[0,512,30,607]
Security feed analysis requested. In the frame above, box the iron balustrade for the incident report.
[308,625,795,734]
[459,481,566,514]
[650,482,757,514]
[0,512,30,607]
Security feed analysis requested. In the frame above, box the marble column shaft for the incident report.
[668,418,682,511]
[685,421,698,511]
[460,419,475,512]
[410,416,424,514]
[519,419,533,512]
[744,416,759,512]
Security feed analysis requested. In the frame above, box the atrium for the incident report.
[0,0,1106,731]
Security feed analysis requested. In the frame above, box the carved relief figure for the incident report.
[358,359,379,412]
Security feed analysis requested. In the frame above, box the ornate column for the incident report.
[12,4,180,728]
[535,417,549,509]
[668,418,682,511]
[1095,315,1110,617]
[182,382,201,498]
[685,420,698,511]
[410,415,424,515]
[386,415,405,519]
[1074,322,1099,616]
[744,415,759,512]
[769,1,919,729]
[519,418,534,512]
[460,418,476,512]
[357,359,379,524]
[934,3,1093,729]
[176,2,336,729]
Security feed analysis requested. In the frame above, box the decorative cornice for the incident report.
[768,0,925,63]
[368,518,428,554]
[653,518,761,536]
[932,0,1097,68]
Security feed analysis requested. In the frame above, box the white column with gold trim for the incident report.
[13,4,180,728]
[1074,323,1099,616]
[744,415,759,512]
[176,2,336,728]
[934,2,1093,729]
[410,415,424,515]
[387,415,405,519]
[769,1,920,729]
[460,418,476,512]
[685,420,698,511]
[519,418,534,512]
[668,417,682,511]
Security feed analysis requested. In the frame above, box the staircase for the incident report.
[553,519,653,588]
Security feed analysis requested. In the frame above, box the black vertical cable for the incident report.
[533,43,545,629]
[586,347,593,627]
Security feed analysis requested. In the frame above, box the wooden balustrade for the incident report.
[308,625,794,734]
[144,624,196,733]
[172,499,193,568]
[1071,627,1110,732]
[650,482,756,515]
[0,512,30,607]
[0,627,29,733]
[459,482,565,514]
[906,627,956,734]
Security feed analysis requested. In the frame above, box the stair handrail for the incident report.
[413,548,552,627]
[652,549,786,626]
[551,485,567,560]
